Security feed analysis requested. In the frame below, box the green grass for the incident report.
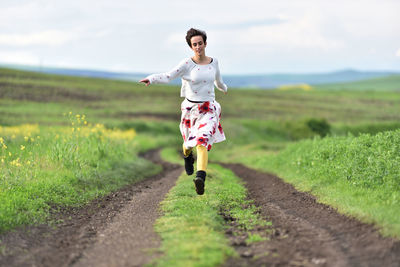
[236,129,400,237]
[0,117,161,233]
[153,150,269,267]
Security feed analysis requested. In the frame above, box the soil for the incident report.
[222,163,400,267]
[1,151,399,267]
[0,149,182,267]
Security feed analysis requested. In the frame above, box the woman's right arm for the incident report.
[139,59,188,86]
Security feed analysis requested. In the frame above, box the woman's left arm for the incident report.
[214,59,228,94]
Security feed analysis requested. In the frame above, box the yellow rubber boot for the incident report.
[182,144,192,157]
[196,145,208,171]
[194,145,207,195]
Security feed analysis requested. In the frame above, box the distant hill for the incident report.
[223,70,399,89]
[0,63,398,89]
[0,64,146,82]
[315,74,400,91]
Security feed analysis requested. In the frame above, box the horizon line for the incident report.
[1,62,399,76]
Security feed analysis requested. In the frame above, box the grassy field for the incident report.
[2,67,400,127]
[1,67,400,262]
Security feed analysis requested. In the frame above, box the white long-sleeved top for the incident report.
[146,57,228,102]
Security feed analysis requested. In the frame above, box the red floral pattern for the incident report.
[180,99,225,151]
[184,119,191,128]
[218,122,223,134]
[198,101,211,114]
[197,136,209,146]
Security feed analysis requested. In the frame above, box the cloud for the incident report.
[209,10,344,51]
[166,12,342,50]
[1,0,399,73]
[0,30,78,46]
[0,51,40,65]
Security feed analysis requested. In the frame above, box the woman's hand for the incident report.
[139,79,150,86]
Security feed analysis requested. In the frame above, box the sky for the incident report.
[1,0,399,74]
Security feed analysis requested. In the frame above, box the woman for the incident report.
[140,28,227,195]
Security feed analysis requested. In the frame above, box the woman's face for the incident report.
[190,35,206,57]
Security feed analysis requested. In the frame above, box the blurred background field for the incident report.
[1,67,399,126]
[1,66,399,166]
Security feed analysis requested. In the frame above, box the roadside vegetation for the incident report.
[0,113,160,233]
[246,129,400,237]
[213,122,400,237]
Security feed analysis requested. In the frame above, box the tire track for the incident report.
[73,149,182,267]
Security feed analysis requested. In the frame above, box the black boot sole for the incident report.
[194,177,205,195]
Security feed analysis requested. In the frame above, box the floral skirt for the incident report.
[180,99,226,151]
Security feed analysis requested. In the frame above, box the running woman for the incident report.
[140,28,227,195]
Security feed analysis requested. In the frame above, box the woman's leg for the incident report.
[182,143,192,157]
[183,144,194,175]
[196,145,208,171]
[194,145,207,195]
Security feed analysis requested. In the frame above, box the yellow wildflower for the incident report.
[27,161,31,165]
[3,144,7,149]
[0,137,3,143]
[21,145,25,150]
[77,128,81,131]
[11,158,21,167]
[72,128,75,132]
[1,158,4,163]
[9,152,12,156]
[24,136,29,141]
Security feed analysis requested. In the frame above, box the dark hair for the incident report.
[186,28,207,48]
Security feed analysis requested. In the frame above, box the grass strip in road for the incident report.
[154,151,269,267]
[250,129,400,238]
